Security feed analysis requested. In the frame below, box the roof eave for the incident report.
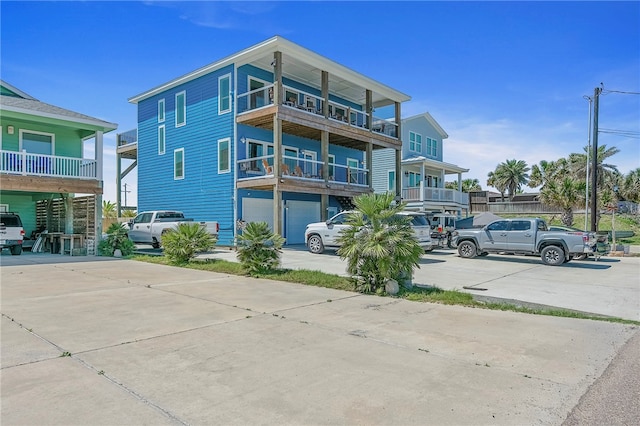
[1,105,118,132]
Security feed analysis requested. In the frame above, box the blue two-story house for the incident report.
[372,112,469,217]
[127,36,410,245]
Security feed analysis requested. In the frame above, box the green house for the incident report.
[0,80,117,252]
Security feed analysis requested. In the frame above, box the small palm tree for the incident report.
[162,222,217,264]
[337,192,423,294]
[102,200,117,218]
[493,159,530,200]
[445,179,481,192]
[538,177,585,226]
[236,222,285,275]
[98,222,135,256]
[121,209,137,218]
[621,168,640,204]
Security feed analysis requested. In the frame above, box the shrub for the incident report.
[161,222,217,264]
[236,221,285,275]
[337,192,423,294]
[98,222,135,256]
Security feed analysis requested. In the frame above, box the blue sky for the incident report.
[2,1,639,206]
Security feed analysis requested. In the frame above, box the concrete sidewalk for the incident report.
[1,256,638,425]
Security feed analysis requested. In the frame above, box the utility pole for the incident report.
[583,95,592,231]
[590,86,601,232]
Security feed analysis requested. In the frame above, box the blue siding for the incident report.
[137,65,236,245]
[402,116,445,162]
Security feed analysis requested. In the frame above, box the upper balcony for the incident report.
[0,149,102,193]
[402,185,469,209]
[236,83,401,152]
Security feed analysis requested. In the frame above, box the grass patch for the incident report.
[132,255,640,325]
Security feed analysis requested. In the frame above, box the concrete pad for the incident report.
[1,357,176,425]
[1,316,60,368]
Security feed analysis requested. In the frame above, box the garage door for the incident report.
[286,200,320,244]
[242,198,274,230]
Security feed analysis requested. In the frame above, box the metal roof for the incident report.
[129,36,410,107]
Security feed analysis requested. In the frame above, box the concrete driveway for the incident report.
[1,252,638,425]
[204,246,640,321]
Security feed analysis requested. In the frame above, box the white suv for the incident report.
[0,212,25,255]
[305,211,433,254]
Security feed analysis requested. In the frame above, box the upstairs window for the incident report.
[158,125,165,155]
[219,74,231,114]
[175,91,186,127]
[409,132,422,152]
[158,99,165,123]
[427,138,438,157]
[174,148,184,180]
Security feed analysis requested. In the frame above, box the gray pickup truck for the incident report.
[451,218,595,266]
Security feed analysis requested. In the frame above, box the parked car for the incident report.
[0,212,25,255]
[304,210,433,254]
[128,210,218,249]
[452,218,595,266]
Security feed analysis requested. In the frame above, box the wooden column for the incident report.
[273,114,282,236]
[321,70,330,220]
[366,143,373,189]
[322,71,329,118]
[366,89,372,130]
[274,51,283,105]
[95,131,103,181]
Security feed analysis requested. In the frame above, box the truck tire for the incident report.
[457,241,477,259]
[10,245,22,255]
[151,238,161,249]
[307,234,324,254]
[541,245,565,266]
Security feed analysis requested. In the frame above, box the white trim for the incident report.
[0,204,9,213]
[158,125,165,155]
[158,99,165,123]
[19,129,55,154]
[175,91,186,127]
[174,148,185,180]
[218,74,232,114]
[218,138,231,174]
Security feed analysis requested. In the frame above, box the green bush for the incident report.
[337,192,423,294]
[98,222,135,257]
[161,222,217,264]
[236,221,285,275]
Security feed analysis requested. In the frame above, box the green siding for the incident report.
[0,118,83,157]
[0,193,37,236]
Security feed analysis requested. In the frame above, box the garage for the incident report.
[241,198,274,230]
[286,200,320,244]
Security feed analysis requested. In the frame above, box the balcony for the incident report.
[402,186,469,207]
[236,84,400,151]
[1,150,97,179]
[237,154,370,197]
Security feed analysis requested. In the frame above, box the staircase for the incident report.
[336,196,356,211]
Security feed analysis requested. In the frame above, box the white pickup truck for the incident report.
[127,211,218,248]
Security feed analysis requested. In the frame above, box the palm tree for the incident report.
[489,160,529,200]
[446,179,482,192]
[538,177,585,226]
[487,170,507,201]
[337,192,423,293]
[529,159,568,189]
[568,144,620,187]
[620,168,640,203]
[102,200,117,218]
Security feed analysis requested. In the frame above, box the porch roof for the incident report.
[402,156,469,174]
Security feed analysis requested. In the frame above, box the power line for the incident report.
[602,89,640,95]
[598,128,640,139]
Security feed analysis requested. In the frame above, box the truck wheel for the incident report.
[10,245,22,255]
[151,239,161,249]
[541,246,565,266]
[307,234,324,254]
[457,241,477,259]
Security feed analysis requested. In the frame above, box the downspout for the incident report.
[232,63,238,247]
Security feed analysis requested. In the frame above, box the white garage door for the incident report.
[286,200,320,244]
[242,198,274,230]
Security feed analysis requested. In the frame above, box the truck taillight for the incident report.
[20,229,25,237]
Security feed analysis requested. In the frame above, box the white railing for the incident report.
[237,154,368,186]
[0,150,97,179]
[402,186,469,205]
[236,84,399,138]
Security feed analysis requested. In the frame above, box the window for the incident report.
[487,221,508,231]
[218,138,230,173]
[20,130,54,154]
[388,170,396,192]
[158,125,165,155]
[158,99,165,123]
[510,221,531,231]
[175,91,186,127]
[219,74,231,114]
[408,171,421,187]
[347,158,359,183]
[174,148,184,179]
[427,138,438,157]
[248,77,268,109]
[409,132,422,152]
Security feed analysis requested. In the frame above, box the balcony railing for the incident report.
[237,154,368,187]
[236,83,397,138]
[402,186,469,206]
[0,150,97,179]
